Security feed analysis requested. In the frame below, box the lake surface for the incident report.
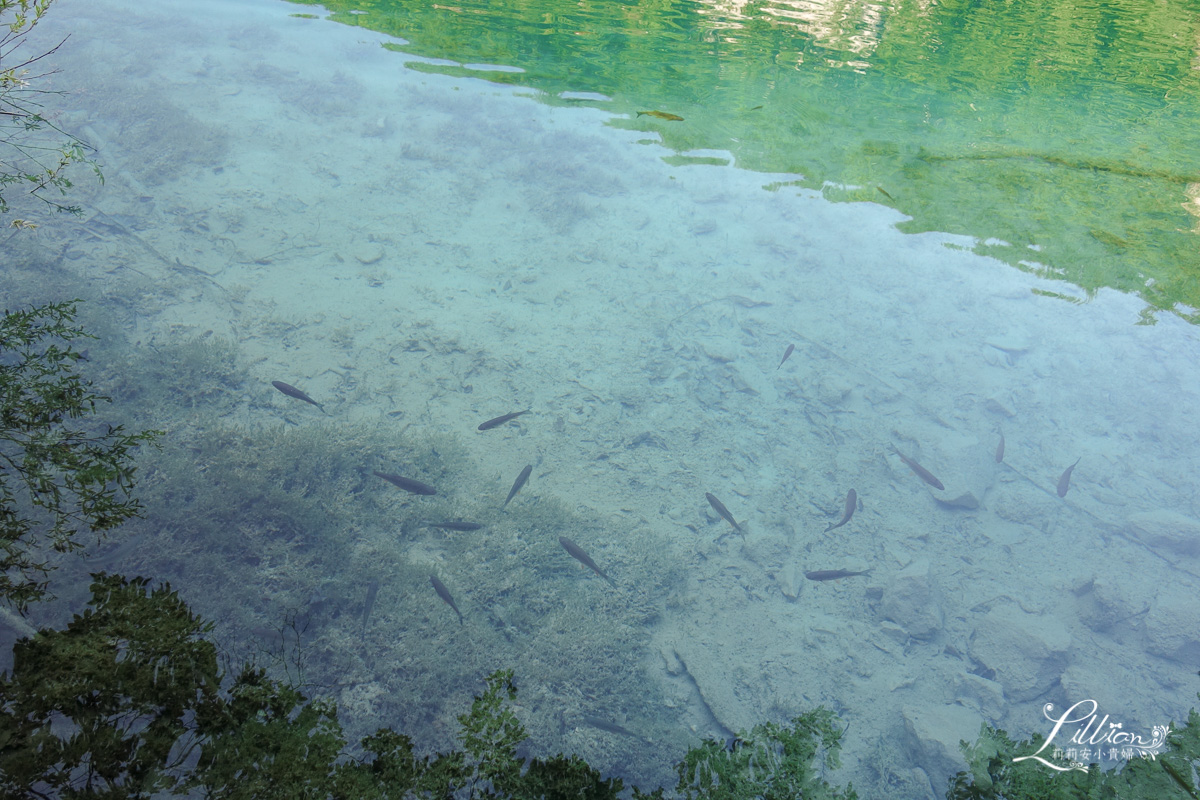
[298,0,1200,324]
[5,0,1200,796]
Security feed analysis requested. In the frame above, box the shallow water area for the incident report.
[5,0,1200,796]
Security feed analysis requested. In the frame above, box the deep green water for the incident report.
[291,0,1200,323]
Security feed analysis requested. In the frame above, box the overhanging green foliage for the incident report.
[1,573,1199,798]
[0,300,159,610]
[947,716,1200,799]
[0,0,102,223]
[674,711,856,800]
[0,574,855,798]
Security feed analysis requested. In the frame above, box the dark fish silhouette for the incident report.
[582,716,642,740]
[361,580,379,635]
[271,380,325,413]
[478,410,530,431]
[559,536,616,587]
[1057,457,1081,498]
[423,520,484,531]
[430,575,463,625]
[373,470,437,496]
[890,445,945,491]
[824,489,857,533]
[805,569,871,581]
[504,464,533,507]
[777,343,795,370]
[636,110,683,121]
[995,433,1005,463]
[705,492,744,536]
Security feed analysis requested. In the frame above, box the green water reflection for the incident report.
[291,0,1200,323]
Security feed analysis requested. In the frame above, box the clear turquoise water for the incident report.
[5,1,1200,797]
[295,0,1200,323]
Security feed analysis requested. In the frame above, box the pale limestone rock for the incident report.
[354,244,385,265]
[1126,510,1200,558]
[950,672,1005,718]
[969,608,1071,702]
[901,703,983,784]
[1145,587,1200,663]
[776,562,802,601]
[699,339,737,363]
[882,558,943,641]
[1076,575,1133,633]
[936,491,980,510]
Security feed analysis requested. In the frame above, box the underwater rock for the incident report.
[699,340,737,363]
[968,607,1071,702]
[881,558,943,641]
[935,491,979,510]
[1075,575,1133,633]
[984,397,1016,417]
[950,671,1005,718]
[659,646,685,676]
[984,335,1032,365]
[1145,587,1200,663]
[901,703,981,785]
[354,244,385,265]
[718,363,760,396]
[1125,510,1200,558]
[1060,664,1130,717]
[741,534,787,567]
[776,562,803,601]
[815,376,854,408]
[877,620,908,646]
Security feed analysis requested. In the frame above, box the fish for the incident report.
[889,445,945,491]
[705,492,744,536]
[422,520,484,531]
[503,464,533,507]
[823,489,857,533]
[559,536,617,587]
[995,433,1005,463]
[361,580,379,634]
[373,470,437,496]
[777,343,795,370]
[805,569,871,581]
[877,186,895,201]
[1057,457,1081,498]
[429,575,463,625]
[477,410,530,431]
[582,716,642,740]
[271,380,326,413]
[636,110,684,121]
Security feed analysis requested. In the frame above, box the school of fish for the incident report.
[271,343,1085,626]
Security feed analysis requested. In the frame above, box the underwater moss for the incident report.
[108,333,246,423]
[76,336,682,781]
